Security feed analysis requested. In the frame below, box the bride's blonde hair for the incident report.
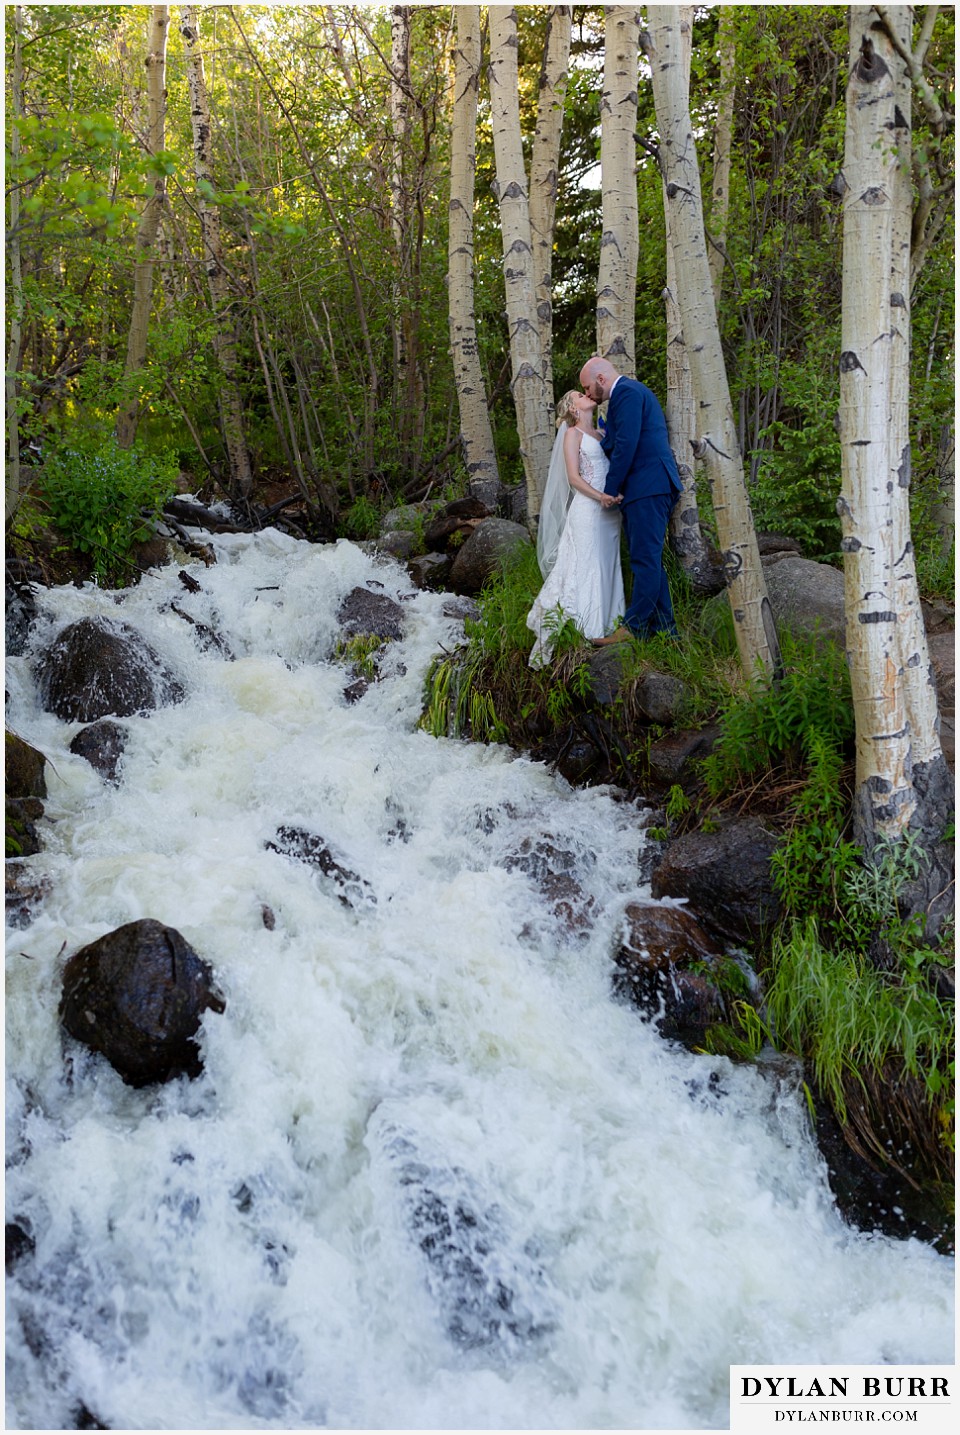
[555,390,581,429]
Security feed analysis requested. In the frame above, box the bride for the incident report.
[526,391,625,667]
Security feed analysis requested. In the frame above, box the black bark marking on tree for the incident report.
[854,35,890,84]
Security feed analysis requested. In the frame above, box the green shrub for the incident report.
[342,495,382,540]
[44,441,178,586]
[700,630,854,796]
[750,416,843,560]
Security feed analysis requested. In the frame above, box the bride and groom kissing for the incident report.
[527,355,682,668]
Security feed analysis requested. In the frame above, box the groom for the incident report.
[579,355,681,643]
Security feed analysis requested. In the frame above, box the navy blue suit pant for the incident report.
[622,491,678,638]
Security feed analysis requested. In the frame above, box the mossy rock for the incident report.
[5,731,47,801]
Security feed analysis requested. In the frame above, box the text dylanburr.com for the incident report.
[730,1367,955,1435]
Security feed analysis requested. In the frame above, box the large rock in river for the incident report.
[448,518,532,595]
[651,816,783,951]
[35,618,184,722]
[59,918,225,1086]
[6,731,48,858]
[612,901,728,1048]
[69,719,128,784]
[337,587,406,642]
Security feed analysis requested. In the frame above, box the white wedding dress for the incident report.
[526,433,625,668]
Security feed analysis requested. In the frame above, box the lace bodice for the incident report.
[578,433,609,493]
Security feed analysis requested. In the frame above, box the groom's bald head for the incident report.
[580,355,619,402]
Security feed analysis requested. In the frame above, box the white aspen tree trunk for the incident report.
[839,6,950,860]
[707,7,736,309]
[6,4,25,520]
[648,8,781,679]
[885,4,947,799]
[662,6,715,591]
[115,5,169,450]
[597,6,640,372]
[181,4,254,498]
[839,8,915,847]
[529,6,571,403]
[489,5,552,520]
[448,4,501,510]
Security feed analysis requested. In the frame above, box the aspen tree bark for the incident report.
[885,5,946,792]
[597,6,640,371]
[839,7,950,854]
[661,6,715,591]
[448,4,501,510]
[6,4,25,519]
[648,8,781,679]
[181,4,254,498]
[707,8,735,309]
[529,6,571,400]
[115,5,169,450]
[489,5,552,520]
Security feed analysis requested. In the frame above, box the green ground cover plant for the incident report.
[42,440,179,586]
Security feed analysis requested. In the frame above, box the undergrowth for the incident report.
[39,440,179,586]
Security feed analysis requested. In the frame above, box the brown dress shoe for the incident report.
[591,625,634,647]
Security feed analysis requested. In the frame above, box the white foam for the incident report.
[5,532,953,1430]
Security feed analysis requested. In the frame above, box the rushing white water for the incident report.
[5,529,953,1431]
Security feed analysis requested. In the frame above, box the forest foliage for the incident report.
[5,4,954,569]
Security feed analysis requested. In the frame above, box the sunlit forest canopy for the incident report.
[4,4,954,544]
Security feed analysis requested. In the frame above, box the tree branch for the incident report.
[874,5,952,134]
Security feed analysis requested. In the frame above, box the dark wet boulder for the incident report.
[585,646,633,705]
[266,824,375,908]
[633,671,689,725]
[69,719,128,784]
[647,726,721,789]
[5,572,39,656]
[408,553,453,590]
[612,901,728,1048]
[6,1219,35,1274]
[342,676,370,704]
[583,652,687,723]
[757,532,804,558]
[6,734,47,857]
[35,618,184,722]
[651,816,783,951]
[423,497,492,552]
[59,919,225,1087]
[505,835,598,936]
[5,862,52,930]
[6,798,44,858]
[337,587,405,642]
[448,518,532,596]
[6,730,46,799]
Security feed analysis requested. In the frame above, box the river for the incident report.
[4,528,953,1430]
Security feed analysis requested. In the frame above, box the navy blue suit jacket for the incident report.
[601,377,682,507]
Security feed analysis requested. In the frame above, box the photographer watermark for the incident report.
[730,1367,954,1435]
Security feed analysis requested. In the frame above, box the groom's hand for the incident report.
[599,493,621,508]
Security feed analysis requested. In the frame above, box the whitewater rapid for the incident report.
[4,529,953,1430]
